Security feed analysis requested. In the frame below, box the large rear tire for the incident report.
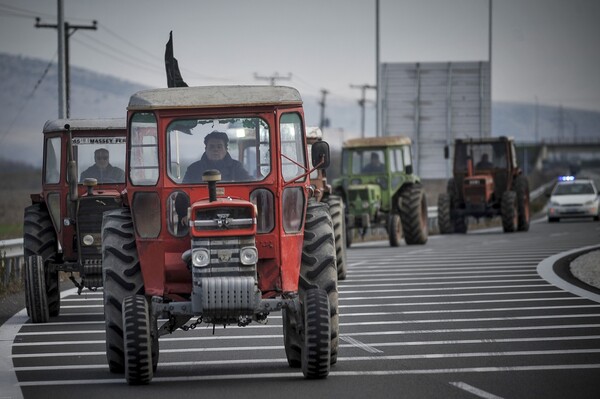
[102,208,146,374]
[514,176,530,232]
[23,204,60,318]
[437,193,453,234]
[400,185,429,245]
[501,191,518,233]
[300,201,339,365]
[323,195,347,280]
[123,295,153,385]
[301,288,331,379]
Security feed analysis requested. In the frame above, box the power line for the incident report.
[0,53,57,147]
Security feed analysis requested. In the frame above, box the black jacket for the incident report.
[182,153,250,183]
[80,164,125,183]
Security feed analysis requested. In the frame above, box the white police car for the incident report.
[547,176,600,222]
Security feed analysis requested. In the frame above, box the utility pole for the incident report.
[318,89,329,131]
[375,0,380,137]
[254,72,292,86]
[35,9,97,118]
[350,84,376,138]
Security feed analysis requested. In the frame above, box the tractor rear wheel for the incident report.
[123,295,153,385]
[400,185,429,245]
[514,176,530,231]
[301,288,331,379]
[23,204,60,318]
[102,208,146,374]
[437,193,453,234]
[501,191,518,233]
[323,195,347,280]
[24,255,49,323]
[300,201,339,365]
[388,213,402,247]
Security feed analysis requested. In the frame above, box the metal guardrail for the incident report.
[0,239,24,289]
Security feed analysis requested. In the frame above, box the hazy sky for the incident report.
[1,0,600,111]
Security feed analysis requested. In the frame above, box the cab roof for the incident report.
[43,118,126,133]
[343,136,412,148]
[128,85,303,111]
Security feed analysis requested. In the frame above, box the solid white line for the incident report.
[340,273,540,282]
[341,296,584,308]
[450,381,504,399]
[13,335,600,359]
[341,290,564,301]
[338,278,549,288]
[340,284,552,293]
[348,270,535,277]
[14,349,600,371]
[537,244,600,304]
[15,364,600,386]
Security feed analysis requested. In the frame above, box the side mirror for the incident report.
[405,164,413,175]
[444,145,449,159]
[311,141,330,169]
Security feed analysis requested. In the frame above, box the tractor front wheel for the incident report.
[301,288,331,379]
[514,176,530,232]
[123,295,153,385]
[102,208,146,374]
[23,204,60,318]
[501,191,518,233]
[24,255,49,323]
[388,213,402,247]
[437,194,453,234]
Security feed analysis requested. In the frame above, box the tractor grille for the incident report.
[77,196,121,261]
[191,236,256,278]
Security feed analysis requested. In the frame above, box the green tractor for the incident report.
[332,136,428,247]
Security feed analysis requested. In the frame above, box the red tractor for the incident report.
[101,86,338,384]
[24,118,126,323]
[438,136,530,233]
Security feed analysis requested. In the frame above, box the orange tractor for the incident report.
[101,86,339,384]
[438,136,530,233]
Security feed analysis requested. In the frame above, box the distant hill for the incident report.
[1,52,600,168]
[0,53,147,167]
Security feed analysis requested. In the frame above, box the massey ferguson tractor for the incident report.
[332,136,429,247]
[437,136,530,234]
[101,86,338,384]
[24,118,126,323]
[306,127,347,280]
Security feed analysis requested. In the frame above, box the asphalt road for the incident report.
[2,217,600,399]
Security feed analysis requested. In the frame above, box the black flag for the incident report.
[165,31,188,88]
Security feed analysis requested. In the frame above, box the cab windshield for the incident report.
[167,117,270,184]
[74,136,126,184]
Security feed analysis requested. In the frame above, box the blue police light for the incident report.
[558,176,575,181]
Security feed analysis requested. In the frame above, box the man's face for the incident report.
[205,138,227,161]
[95,152,109,169]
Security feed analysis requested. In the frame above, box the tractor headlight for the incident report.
[240,246,258,265]
[362,201,369,209]
[192,248,210,267]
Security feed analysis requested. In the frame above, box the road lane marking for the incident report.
[450,381,504,399]
[15,364,600,386]
[537,244,600,303]
[339,335,383,354]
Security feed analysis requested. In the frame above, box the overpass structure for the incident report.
[519,137,600,175]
